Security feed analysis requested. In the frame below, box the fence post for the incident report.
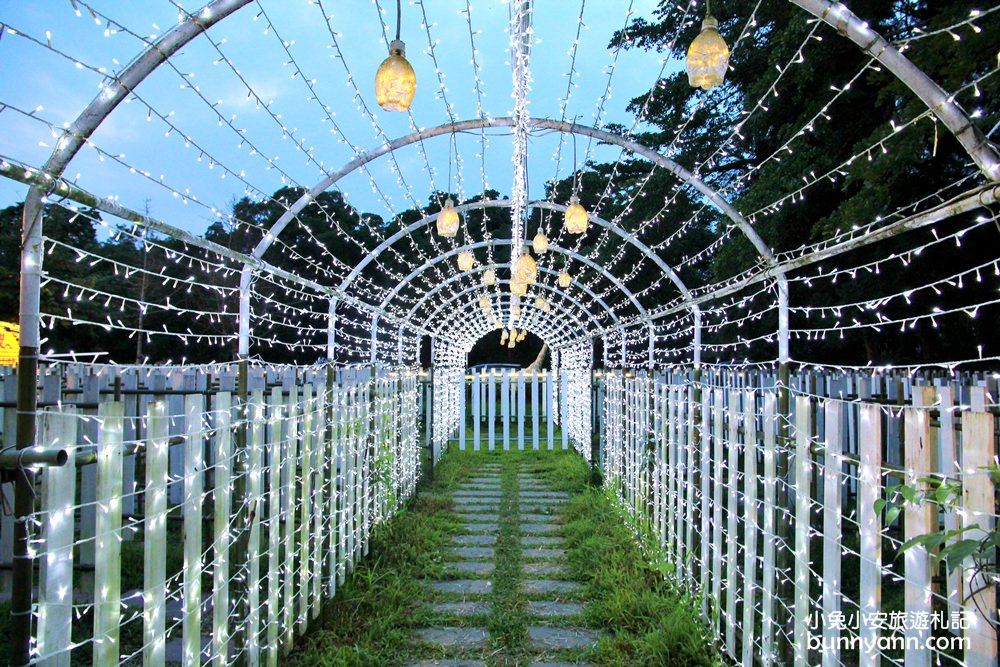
[93,401,124,666]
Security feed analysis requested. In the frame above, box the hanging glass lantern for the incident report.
[558,270,572,288]
[512,252,538,285]
[517,329,527,342]
[686,6,729,91]
[457,250,475,272]
[509,280,528,296]
[511,304,521,320]
[532,232,549,254]
[507,335,516,349]
[564,195,588,234]
[436,198,460,238]
[500,329,509,345]
[534,296,546,309]
[375,40,417,112]
[479,295,491,311]
[483,268,496,287]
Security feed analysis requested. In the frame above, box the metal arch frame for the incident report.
[791,0,1000,181]
[369,239,649,359]
[338,199,694,301]
[404,264,624,330]
[421,280,605,347]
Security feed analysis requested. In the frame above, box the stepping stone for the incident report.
[520,491,569,498]
[454,504,501,512]
[453,513,498,522]
[523,548,566,559]
[460,522,500,533]
[527,601,586,618]
[521,523,559,534]
[521,505,564,513]
[521,513,559,522]
[469,477,501,483]
[522,536,562,546]
[429,579,493,595]
[452,534,496,546]
[432,601,492,616]
[454,490,503,498]
[527,626,599,651]
[523,579,583,595]
[408,661,488,667]
[523,562,564,577]
[450,547,495,559]
[445,561,495,575]
[416,627,489,649]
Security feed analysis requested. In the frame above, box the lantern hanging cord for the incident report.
[395,0,402,42]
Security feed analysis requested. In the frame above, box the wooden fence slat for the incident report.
[517,371,526,450]
[903,388,936,666]
[312,381,325,618]
[546,371,554,450]
[725,390,740,656]
[821,400,843,667]
[459,372,467,451]
[962,391,998,667]
[182,394,204,667]
[283,384,298,646]
[212,393,233,665]
[472,372,480,451]
[502,372,510,450]
[298,383,313,634]
[859,404,883,667]
[761,391,777,665]
[266,386,283,667]
[793,395,812,667]
[247,390,264,667]
[37,409,78,667]
[937,385,962,619]
[488,372,496,450]
[741,390,758,667]
[712,389,724,627]
[532,372,540,450]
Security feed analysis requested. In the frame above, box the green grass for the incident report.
[289,448,721,667]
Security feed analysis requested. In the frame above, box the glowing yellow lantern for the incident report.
[479,295,491,311]
[511,304,521,320]
[437,198,460,238]
[686,8,729,91]
[558,271,572,288]
[483,268,496,286]
[564,195,588,234]
[500,329,509,345]
[507,335,516,349]
[375,40,417,112]
[517,329,527,342]
[532,232,549,254]
[534,296,546,309]
[512,252,538,285]
[509,280,528,296]
[457,250,475,271]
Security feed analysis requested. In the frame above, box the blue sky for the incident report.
[0,0,679,235]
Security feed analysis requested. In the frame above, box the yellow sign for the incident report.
[0,322,19,367]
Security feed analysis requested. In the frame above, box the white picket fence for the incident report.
[598,368,999,667]
[25,363,421,666]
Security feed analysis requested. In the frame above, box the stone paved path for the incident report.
[409,461,596,666]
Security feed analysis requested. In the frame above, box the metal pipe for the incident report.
[0,448,68,468]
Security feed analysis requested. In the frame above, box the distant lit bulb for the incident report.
[532,232,549,254]
[564,196,588,234]
[436,198,460,238]
[457,250,475,272]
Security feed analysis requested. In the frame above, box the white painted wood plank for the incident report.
[247,390,264,667]
[725,389,740,657]
[531,372,540,450]
[488,371,496,450]
[742,390,758,667]
[903,388,935,667]
[181,394,204,667]
[266,387,283,667]
[38,409,78,667]
[298,383,313,634]
[821,400,843,667]
[761,391,777,666]
[859,404,883,667]
[546,371,554,451]
[212,393,233,665]
[472,371,480,451]
[517,372,526,450]
[793,395,812,667]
